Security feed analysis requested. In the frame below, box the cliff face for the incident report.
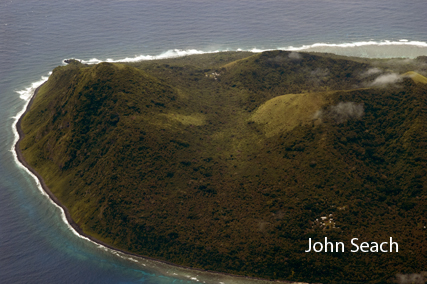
[20,51,427,283]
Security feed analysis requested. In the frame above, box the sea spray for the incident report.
[11,75,98,241]
[75,49,221,65]
[11,75,145,269]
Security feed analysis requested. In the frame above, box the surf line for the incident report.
[11,78,299,284]
[12,83,107,246]
[11,81,179,267]
[11,81,205,268]
[73,40,427,65]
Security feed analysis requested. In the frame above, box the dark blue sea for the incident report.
[1,1,426,283]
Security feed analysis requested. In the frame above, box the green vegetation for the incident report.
[20,51,427,283]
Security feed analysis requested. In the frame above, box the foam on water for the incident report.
[287,40,427,49]
[11,75,148,273]
[282,40,427,58]
[15,74,51,101]
[11,74,109,248]
[67,40,427,66]
[75,49,221,65]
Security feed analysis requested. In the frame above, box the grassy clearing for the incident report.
[162,112,205,126]
[404,71,427,84]
[249,91,333,137]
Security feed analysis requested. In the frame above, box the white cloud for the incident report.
[330,102,364,123]
[288,52,302,60]
[363,67,382,76]
[395,273,426,284]
[370,73,402,87]
[314,102,364,124]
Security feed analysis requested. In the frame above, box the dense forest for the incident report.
[19,51,427,283]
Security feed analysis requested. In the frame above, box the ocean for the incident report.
[1,1,426,283]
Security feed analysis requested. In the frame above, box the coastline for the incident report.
[14,84,305,284]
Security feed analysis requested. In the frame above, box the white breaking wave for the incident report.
[10,74,109,250]
[74,48,220,65]
[11,75,150,273]
[285,40,427,50]
[67,39,427,66]
[15,73,51,101]
[280,40,427,58]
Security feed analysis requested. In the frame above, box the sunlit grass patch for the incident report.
[249,91,332,137]
[403,71,427,84]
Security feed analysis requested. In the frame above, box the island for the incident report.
[17,51,427,283]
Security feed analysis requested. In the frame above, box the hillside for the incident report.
[19,51,427,283]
